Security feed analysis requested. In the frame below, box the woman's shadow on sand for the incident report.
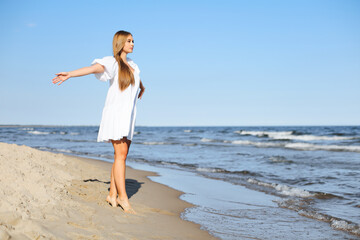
[83,178,143,199]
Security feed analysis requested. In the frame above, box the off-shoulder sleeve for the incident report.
[91,56,117,82]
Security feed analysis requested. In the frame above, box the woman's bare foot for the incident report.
[106,195,117,207]
[116,197,136,214]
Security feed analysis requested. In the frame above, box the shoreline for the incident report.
[0,142,217,239]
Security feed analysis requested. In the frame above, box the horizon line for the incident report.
[0,124,359,128]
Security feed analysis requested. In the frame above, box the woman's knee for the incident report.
[114,151,127,161]
[113,145,129,160]
[112,138,130,160]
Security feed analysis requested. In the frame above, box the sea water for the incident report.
[0,125,359,239]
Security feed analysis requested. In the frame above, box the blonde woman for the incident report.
[52,30,145,214]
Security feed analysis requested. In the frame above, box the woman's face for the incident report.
[123,35,134,54]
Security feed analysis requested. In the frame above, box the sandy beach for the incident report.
[0,142,217,239]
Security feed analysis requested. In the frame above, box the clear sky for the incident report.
[0,0,359,126]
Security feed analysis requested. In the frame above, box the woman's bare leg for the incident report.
[110,163,117,196]
[106,162,118,207]
[106,139,131,208]
[109,152,119,197]
[110,138,135,213]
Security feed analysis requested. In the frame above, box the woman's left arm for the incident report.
[138,80,145,99]
[52,64,104,86]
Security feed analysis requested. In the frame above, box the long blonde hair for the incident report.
[112,30,135,91]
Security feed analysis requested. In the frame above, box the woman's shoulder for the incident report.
[92,56,116,68]
[93,56,116,65]
[103,56,116,62]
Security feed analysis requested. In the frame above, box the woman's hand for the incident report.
[52,72,71,86]
[138,86,145,99]
[138,80,145,99]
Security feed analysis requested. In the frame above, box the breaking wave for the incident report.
[231,140,360,153]
[276,198,360,236]
[140,141,175,145]
[247,178,315,197]
[28,130,50,135]
[234,130,355,141]
[27,130,79,135]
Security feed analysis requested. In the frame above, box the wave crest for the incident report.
[235,130,355,141]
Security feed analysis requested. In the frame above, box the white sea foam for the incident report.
[234,130,354,141]
[160,161,178,166]
[142,142,168,145]
[331,220,360,236]
[289,135,354,141]
[134,131,140,135]
[231,140,283,148]
[201,138,216,142]
[59,131,67,135]
[27,130,50,135]
[231,140,360,153]
[21,127,34,130]
[184,129,192,133]
[57,149,73,153]
[298,210,330,222]
[69,132,79,135]
[284,142,360,153]
[196,167,221,173]
[235,130,293,137]
[278,200,360,236]
[247,178,314,197]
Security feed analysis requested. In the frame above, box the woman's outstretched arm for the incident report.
[52,63,105,86]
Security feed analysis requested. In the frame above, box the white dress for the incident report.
[91,56,140,142]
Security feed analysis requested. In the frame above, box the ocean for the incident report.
[1,125,359,239]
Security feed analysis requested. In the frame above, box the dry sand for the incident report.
[0,142,218,240]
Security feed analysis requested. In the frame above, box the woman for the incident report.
[52,30,145,214]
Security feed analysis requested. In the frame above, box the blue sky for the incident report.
[0,0,359,126]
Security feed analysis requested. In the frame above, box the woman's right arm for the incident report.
[52,63,105,86]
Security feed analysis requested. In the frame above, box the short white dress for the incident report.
[91,56,140,142]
